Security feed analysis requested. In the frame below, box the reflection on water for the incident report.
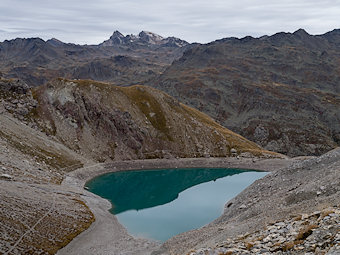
[86,168,267,241]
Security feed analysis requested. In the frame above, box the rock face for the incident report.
[32,78,275,162]
[151,29,340,156]
[0,78,30,94]
[0,78,37,122]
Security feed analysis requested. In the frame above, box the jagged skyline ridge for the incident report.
[0,0,340,44]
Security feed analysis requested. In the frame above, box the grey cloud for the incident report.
[0,0,339,44]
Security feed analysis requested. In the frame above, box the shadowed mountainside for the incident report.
[0,31,190,87]
[151,29,340,156]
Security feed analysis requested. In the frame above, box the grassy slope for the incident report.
[33,78,280,159]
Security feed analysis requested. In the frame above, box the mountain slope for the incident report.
[0,78,95,254]
[0,77,279,253]
[32,78,277,161]
[0,31,189,87]
[151,29,340,156]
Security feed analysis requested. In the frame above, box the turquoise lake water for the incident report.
[85,168,267,241]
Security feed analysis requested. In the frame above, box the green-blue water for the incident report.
[86,168,267,241]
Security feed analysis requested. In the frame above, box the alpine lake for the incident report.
[85,168,267,241]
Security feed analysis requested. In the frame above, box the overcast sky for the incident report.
[0,0,340,44]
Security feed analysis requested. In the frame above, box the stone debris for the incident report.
[0,173,13,180]
[189,206,340,255]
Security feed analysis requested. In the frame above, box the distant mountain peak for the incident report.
[111,30,124,38]
[112,30,123,35]
[138,31,164,43]
[104,31,125,45]
[293,28,310,37]
[100,30,188,48]
[46,38,64,46]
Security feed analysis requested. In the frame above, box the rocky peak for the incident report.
[101,30,126,46]
[322,29,340,44]
[110,30,125,40]
[1,37,45,49]
[46,38,64,47]
[100,30,188,48]
[138,31,164,44]
[112,30,124,37]
[293,28,310,38]
[162,36,189,47]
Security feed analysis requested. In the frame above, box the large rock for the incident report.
[0,78,30,94]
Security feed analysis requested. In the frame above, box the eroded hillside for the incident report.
[0,78,95,254]
[32,78,276,161]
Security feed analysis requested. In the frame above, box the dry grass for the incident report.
[245,242,254,250]
[0,129,82,175]
[281,241,295,251]
[281,240,303,251]
[121,85,172,141]
[321,210,335,218]
[220,252,233,255]
[296,224,318,240]
[33,78,282,159]
[293,215,302,221]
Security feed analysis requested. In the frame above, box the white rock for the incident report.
[1,174,12,179]
[239,204,247,209]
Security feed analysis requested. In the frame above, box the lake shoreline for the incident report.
[57,157,296,255]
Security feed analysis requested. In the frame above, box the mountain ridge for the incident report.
[151,28,340,156]
[1,28,340,157]
[100,30,188,48]
[0,30,191,87]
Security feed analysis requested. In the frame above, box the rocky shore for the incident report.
[58,148,340,255]
[189,206,340,254]
[58,157,294,255]
[158,148,340,255]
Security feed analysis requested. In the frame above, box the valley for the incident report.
[0,29,339,254]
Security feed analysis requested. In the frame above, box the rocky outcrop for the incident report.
[0,78,30,94]
[0,78,37,123]
[189,206,340,254]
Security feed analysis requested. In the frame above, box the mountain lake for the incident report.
[85,168,267,241]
